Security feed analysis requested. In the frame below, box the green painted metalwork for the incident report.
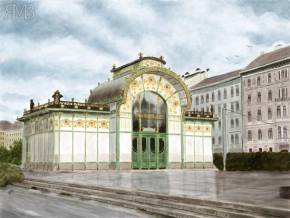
[132,132,167,169]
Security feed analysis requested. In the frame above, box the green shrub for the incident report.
[213,153,224,170]
[0,140,22,165]
[226,152,290,171]
[0,162,24,187]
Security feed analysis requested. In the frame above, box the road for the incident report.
[0,186,151,218]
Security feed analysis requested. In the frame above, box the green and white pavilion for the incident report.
[19,55,216,171]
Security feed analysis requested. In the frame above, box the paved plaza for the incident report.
[24,169,290,209]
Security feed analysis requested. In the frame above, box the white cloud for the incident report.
[1,0,290,121]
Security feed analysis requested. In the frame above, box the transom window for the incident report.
[132,92,167,133]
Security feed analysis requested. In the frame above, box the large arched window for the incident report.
[132,92,167,133]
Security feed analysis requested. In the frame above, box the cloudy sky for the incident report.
[1,0,290,121]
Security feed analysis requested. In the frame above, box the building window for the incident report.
[268,128,273,139]
[247,94,251,105]
[283,106,287,117]
[247,79,251,88]
[236,102,240,111]
[257,92,261,103]
[268,108,272,120]
[201,95,204,104]
[206,94,209,103]
[277,106,281,118]
[278,126,282,139]
[268,73,272,83]
[259,148,262,152]
[235,118,239,127]
[218,105,221,114]
[218,90,221,100]
[257,109,262,121]
[224,88,227,99]
[218,120,221,129]
[218,136,221,145]
[258,129,262,140]
[249,148,253,152]
[248,111,252,122]
[269,147,273,152]
[231,135,234,144]
[283,127,288,139]
[235,134,239,144]
[257,76,261,86]
[231,87,234,98]
[248,130,252,141]
[236,86,239,96]
[212,137,215,145]
[268,90,272,101]
[231,119,234,128]
[195,97,199,105]
[223,103,227,110]
[212,92,215,102]
[231,102,234,111]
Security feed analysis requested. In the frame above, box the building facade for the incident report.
[241,46,290,152]
[188,70,242,153]
[19,55,215,171]
[0,128,23,149]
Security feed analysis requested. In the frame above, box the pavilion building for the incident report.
[18,55,216,171]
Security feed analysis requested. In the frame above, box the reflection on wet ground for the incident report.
[25,169,290,208]
[0,186,152,218]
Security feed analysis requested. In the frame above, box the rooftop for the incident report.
[243,45,290,72]
[190,69,241,91]
[111,54,166,73]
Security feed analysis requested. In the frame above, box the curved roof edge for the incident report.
[88,66,192,111]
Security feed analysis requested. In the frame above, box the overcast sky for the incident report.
[1,0,290,121]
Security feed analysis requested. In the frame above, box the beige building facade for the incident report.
[0,128,22,149]
[241,46,290,152]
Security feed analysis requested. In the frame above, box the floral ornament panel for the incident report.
[61,118,72,127]
[143,74,159,92]
[129,76,143,96]
[167,93,181,115]
[73,119,85,128]
[120,95,132,113]
[158,78,175,99]
[87,120,97,129]
[98,119,109,129]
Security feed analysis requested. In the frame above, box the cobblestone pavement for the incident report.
[0,186,152,218]
[25,169,290,208]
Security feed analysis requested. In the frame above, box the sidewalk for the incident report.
[24,169,290,208]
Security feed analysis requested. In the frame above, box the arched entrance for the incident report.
[132,91,167,169]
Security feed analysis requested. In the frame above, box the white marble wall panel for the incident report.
[86,132,97,162]
[194,137,203,162]
[60,132,72,162]
[98,132,109,162]
[74,132,85,162]
[185,135,194,162]
[119,132,131,162]
[168,134,181,162]
[204,137,212,162]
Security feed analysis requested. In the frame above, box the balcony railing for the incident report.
[23,100,109,115]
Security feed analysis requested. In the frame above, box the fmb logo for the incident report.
[1,1,36,20]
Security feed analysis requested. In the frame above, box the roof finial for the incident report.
[138,52,143,59]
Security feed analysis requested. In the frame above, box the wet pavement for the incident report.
[0,186,152,218]
[24,169,290,209]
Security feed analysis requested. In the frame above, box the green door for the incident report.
[132,133,167,169]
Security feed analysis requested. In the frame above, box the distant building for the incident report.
[241,46,290,152]
[182,68,209,88]
[188,70,242,153]
[0,121,23,149]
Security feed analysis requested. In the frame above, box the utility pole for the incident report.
[222,107,227,171]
